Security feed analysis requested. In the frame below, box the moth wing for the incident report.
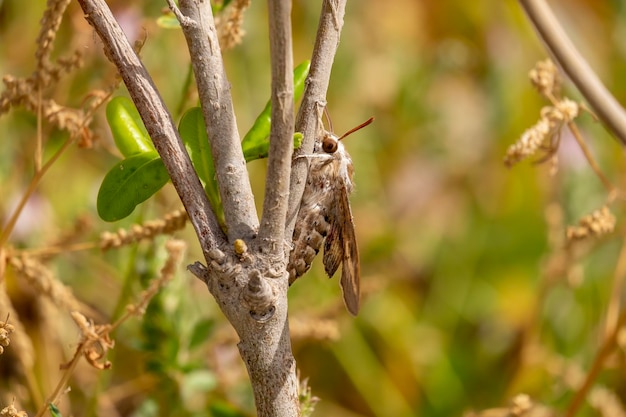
[322,204,343,278]
[339,188,360,316]
[322,185,360,315]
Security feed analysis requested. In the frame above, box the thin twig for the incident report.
[34,342,85,417]
[566,121,614,193]
[604,234,626,338]
[76,0,225,258]
[0,129,74,247]
[36,88,43,172]
[564,308,626,417]
[257,0,294,256]
[165,1,300,415]
[286,0,348,239]
[519,0,626,144]
[172,0,259,242]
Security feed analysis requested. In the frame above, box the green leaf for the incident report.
[97,151,170,222]
[240,60,310,162]
[180,369,218,397]
[242,132,303,162]
[209,402,247,417]
[130,398,159,417]
[156,14,180,29]
[293,60,311,102]
[106,96,154,157]
[178,107,223,226]
[49,404,63,417]
[188,318,216,350]
[179,107,215,186]
[99,61,310,223]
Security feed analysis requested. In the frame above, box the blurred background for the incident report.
[1,1,626,416]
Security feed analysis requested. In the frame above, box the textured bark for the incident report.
[257,0,295,259]
[76,0,224,260]
[77,0,349,415]
[172,0,259,242]
[286,0,348,240]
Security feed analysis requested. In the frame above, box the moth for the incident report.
[288,113,374,315]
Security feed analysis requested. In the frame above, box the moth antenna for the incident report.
[338,117,375,141]
[323,106,334,133]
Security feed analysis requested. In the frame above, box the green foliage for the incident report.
[240,60,309,159]
[106,96,154,157]
[98,60,309,223]
[136,253,231,416]
[97,151,170,222]
[208,402,248,417]
[3,1,626,417]
[49,404,63,417]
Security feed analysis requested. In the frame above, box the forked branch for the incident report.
[286,0,348,240]
[170,0,259,242]
[77,0,351,415]
[76,0,224,258]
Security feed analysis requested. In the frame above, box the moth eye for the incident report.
[322,136,338,153]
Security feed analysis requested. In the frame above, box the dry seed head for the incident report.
[504,99,579,167]
[125,239,185,317]
[529,59,560,98]
[69,311,114,370]
[9,254,89,314]
[510,394,533,416]
[0,316,15,355]
[0,74,94,144]
[504,117,552,167]
[35,0,72,68]
[100,209,187,250]
[542,98,579,124]
[0,285,35,371]
[0,403,28,417]
[216,0,251,50]
[566,206,616,241]
[589,386,626,417]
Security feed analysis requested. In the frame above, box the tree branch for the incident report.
[76,0,225,258]
[519,0,626,144]
[168,1,300,415]
[170,0,259,242]
[286,0,348,239]
[78,1,351,415]
[257,0,294,257]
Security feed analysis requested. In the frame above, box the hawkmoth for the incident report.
[287,113,374,315]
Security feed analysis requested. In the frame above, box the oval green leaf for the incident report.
[106,96,154,157]
[240,60,310,161]
[179,107,214,186]
[178,107,224,226]
[97,151,170,222]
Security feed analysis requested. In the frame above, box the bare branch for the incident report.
[286,0,348,239]
[167,2,300,415]
[76,0,225,258]
[257,0,294,256]
[171,0,259,242]
[519,0,626,144]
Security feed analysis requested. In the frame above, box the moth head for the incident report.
[321,133,340,154]
[319,116,375,155]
